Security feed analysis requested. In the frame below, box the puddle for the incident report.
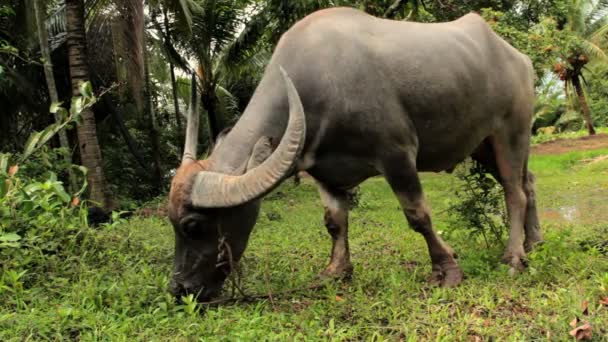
[542,206,579,222]
[541,198,608,224]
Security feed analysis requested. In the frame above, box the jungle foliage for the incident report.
[1,0,606,207]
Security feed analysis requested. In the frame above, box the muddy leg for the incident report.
[490,136,528,272]
[383,154,463,287]
[473,139,541,254]
[317,183,353,278]
[523,170,542,251]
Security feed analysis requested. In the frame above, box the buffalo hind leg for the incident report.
[473,140,542,255]
[523,170,542,251]
[488,133,529,272]
[317,183,354,279]
[382,154,463,287]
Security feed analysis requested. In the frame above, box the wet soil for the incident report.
[532,133,608,155]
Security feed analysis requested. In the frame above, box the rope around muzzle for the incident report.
[215,227,248,299]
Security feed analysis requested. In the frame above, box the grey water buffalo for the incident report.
[168,7,541,301]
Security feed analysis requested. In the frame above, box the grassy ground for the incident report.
[2,148,608,341]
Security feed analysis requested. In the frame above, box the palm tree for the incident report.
[33,0,75,190]
[156,0,270,143]
[553,0,608,135]
[172,0,355,143]
[65,0,111,208]
[159,0,421,147]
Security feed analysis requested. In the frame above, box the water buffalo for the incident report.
[168,7,541,301]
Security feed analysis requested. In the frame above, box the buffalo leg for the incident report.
[473,139,542,254]
[382,154,463,287]
[523,169,542,251]
[488,133,529,272]
[317,183,354,278]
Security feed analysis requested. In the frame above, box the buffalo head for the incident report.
[167,68,305,301]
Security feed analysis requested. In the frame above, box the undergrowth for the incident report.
[1,133,608,340]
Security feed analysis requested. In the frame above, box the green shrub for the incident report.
[0,82,97,293]
[446,159,507,248]
[0,165,89,271]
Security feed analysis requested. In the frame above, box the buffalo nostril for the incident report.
[169,280,183,295]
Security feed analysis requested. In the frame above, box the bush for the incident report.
[0,163,89,272]
[446,159,507,248]
[0,83,97,293]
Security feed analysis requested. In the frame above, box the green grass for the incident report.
[2,150,608,340]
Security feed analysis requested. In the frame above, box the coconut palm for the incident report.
[65,0,112,208]
[552,0,608,135]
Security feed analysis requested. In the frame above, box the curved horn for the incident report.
[190,67,306,208]
[182,73,199,164]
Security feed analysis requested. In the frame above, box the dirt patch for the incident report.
[532,133,608,155]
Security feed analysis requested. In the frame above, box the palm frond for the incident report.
[216,84,240,121]
[581,39,608,61]
[149,11,193,74]
[585,0,608,26]
[174,0,202,34]
[216,6,269,73]
[215,47,270,86]
[588,20,608,42]
[187,0,250,65]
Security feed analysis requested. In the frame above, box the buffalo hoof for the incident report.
[319,262,353,280]
[524,234,544,253]
[428,262,463,287]
[502,250,528,275]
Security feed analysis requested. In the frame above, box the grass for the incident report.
[2,149,608,340]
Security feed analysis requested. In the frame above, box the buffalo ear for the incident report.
[211,126,233,154]
[246,136,274,171]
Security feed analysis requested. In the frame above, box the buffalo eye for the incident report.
[179,213,210,240]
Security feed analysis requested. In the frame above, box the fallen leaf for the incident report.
[71,197,80,207]
[569,317,579,328]
[8,164,18,177]
[599,295,608,306]
[581,300,589,315]
[569,322,592,341]
[335,295,343,302]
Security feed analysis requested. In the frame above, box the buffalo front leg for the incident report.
[317,183,354,279]
[382,154,463,287]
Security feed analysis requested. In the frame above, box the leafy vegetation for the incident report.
[1,149,607,340]
[1,0,607,207]
[447,160,507,248]
[0,83,95,278]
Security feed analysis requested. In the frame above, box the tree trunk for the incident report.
[163,7,183,148]
[121,0,145,113]
[65,0,112,208]
[144,37,163,192]
[571,76,596,135]
[384,0,407,18]
[197,62,220,145]
[203,89,220,144]
[34,0,75,190]
[170,63,183,154]
[101,96,148,170]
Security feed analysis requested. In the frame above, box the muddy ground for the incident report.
[532,133,608,154]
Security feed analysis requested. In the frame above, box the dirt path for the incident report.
[531,133,608,155]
